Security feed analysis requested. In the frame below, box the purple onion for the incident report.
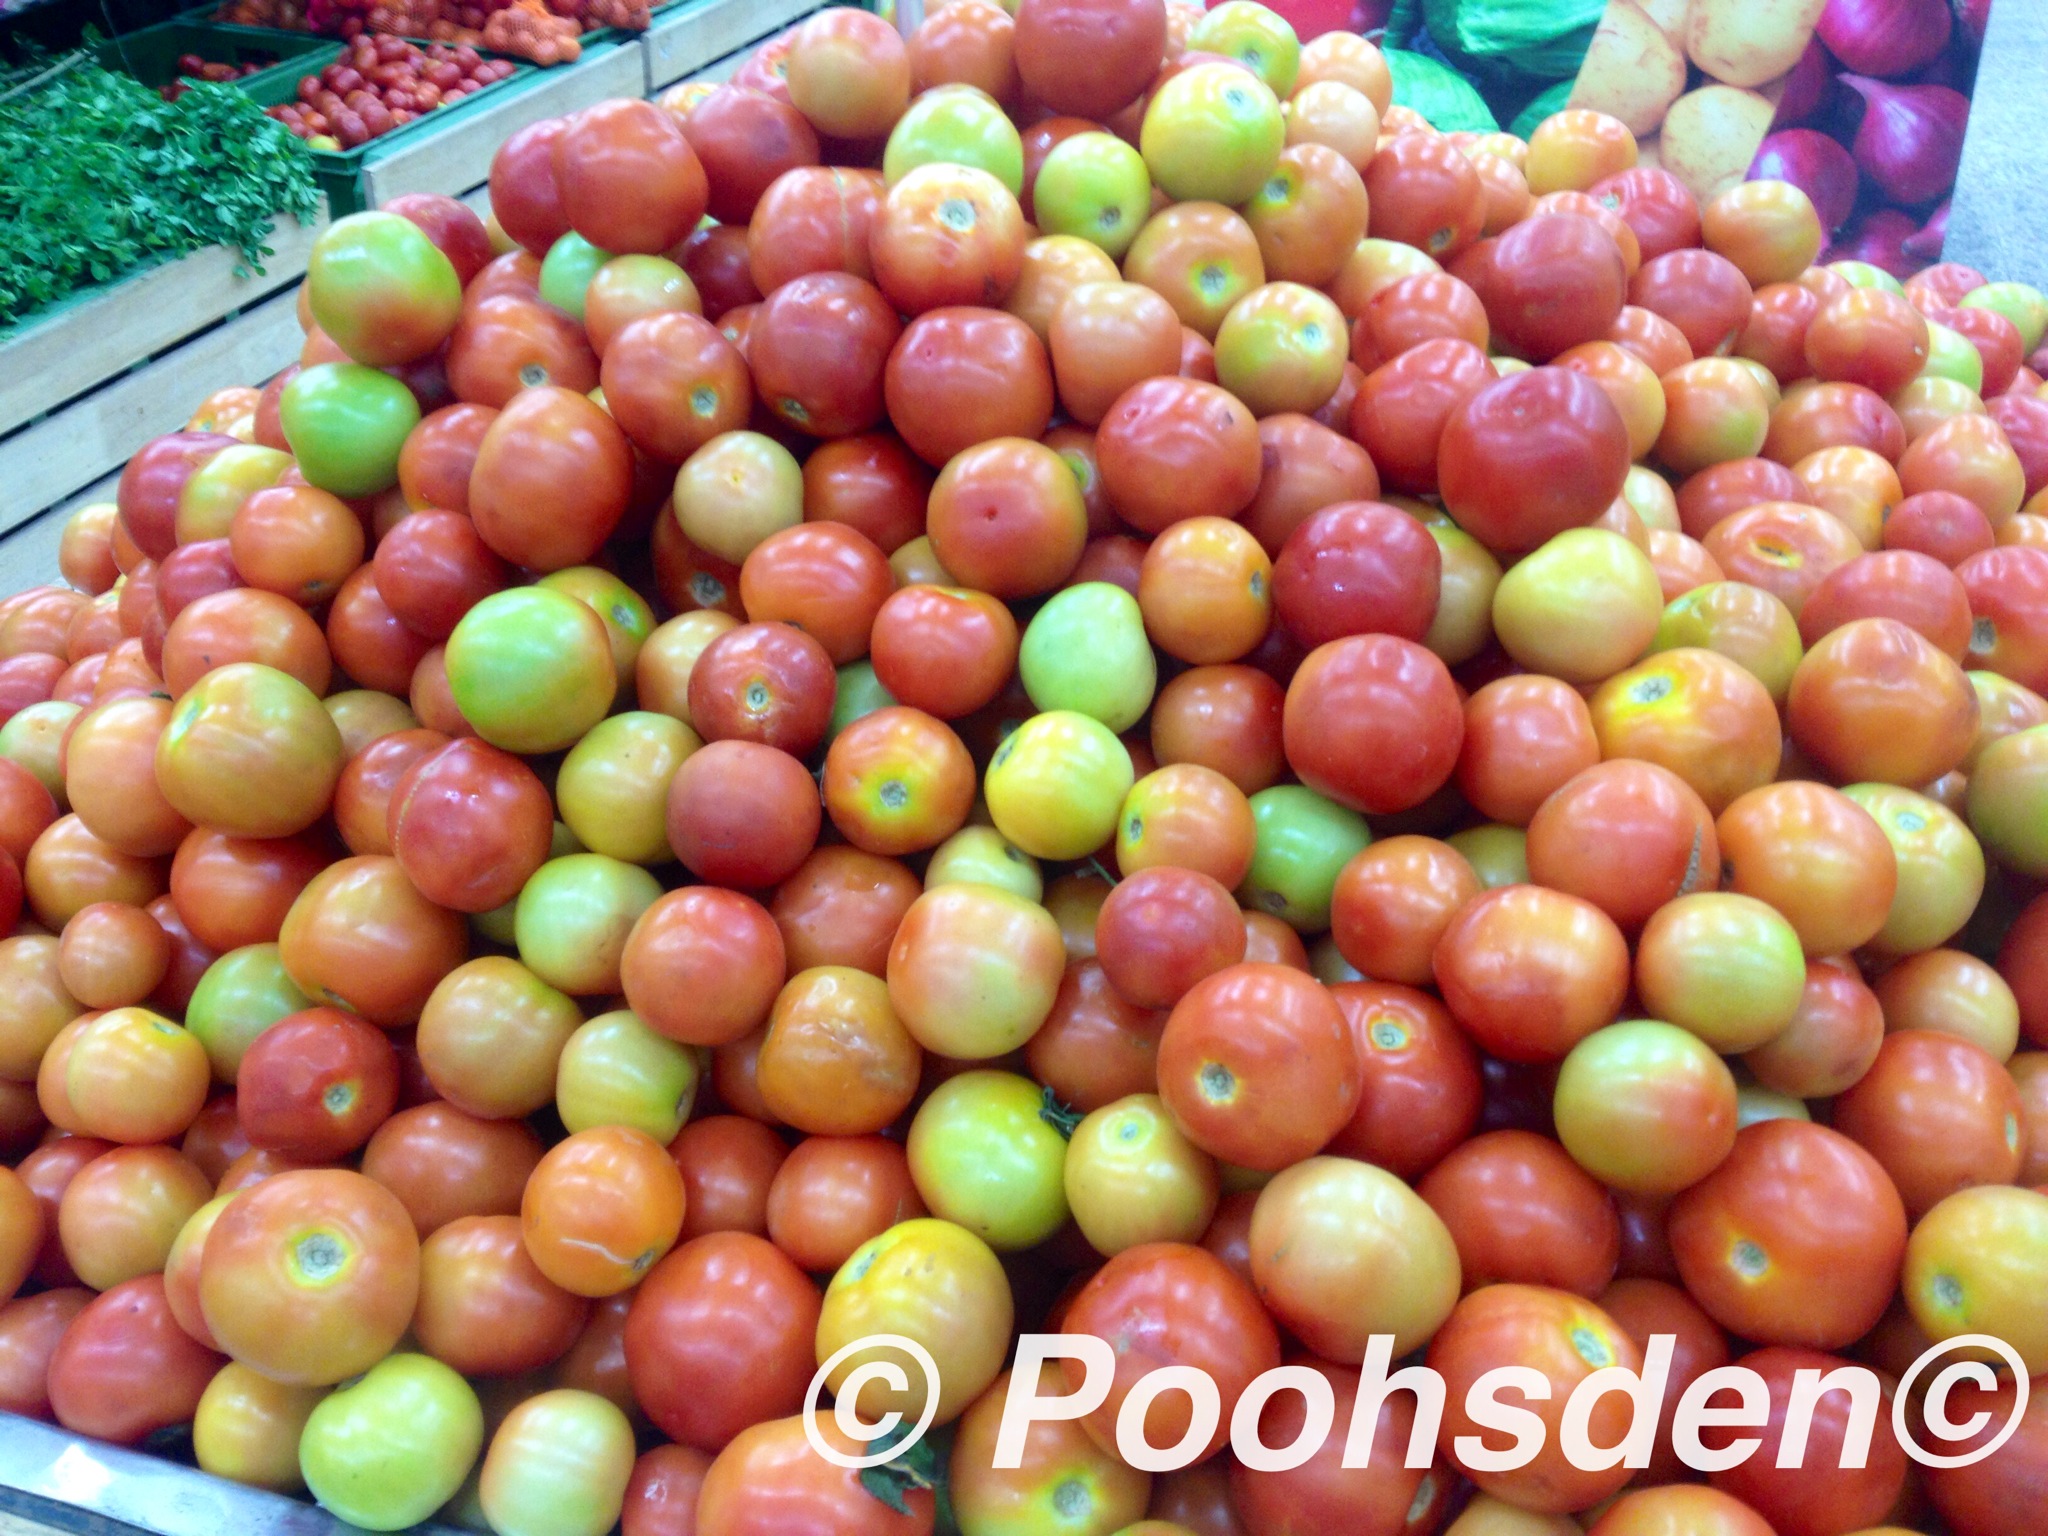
[1819,0,1953,79]
[1840,75,1970,207]
[1772,38,1837,129]
[1749,128,1861,233]
[1902,200,1950,262]
[1836,208,1926,279]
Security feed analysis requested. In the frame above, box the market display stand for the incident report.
[0,0,831,586]
[0,1412,466,1536]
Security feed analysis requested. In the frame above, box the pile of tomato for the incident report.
[2,1,2048,1533]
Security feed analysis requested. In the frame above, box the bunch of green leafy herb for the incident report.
[0,62,319,328]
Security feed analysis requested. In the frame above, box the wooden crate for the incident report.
[0,286,305,535]
[0,215,322,442]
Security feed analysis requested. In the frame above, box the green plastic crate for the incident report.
[94,20,340,95]
[239,45,535,217]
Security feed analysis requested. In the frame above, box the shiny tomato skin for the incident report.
[925,437,1088,598]
[694,1414,936,1536]
[1702,1346,1909,1536]
[1096,377,1263,535]
[1481,213,1630,362]
[1667,1119,1907,1350]
[1014,0,1166,120]
[1830,1029,2023,1219]
[1347,337,1496,497]
[1282,635,1461,816]
[1432,885,1631,1063]
[1426,1283,1642,1514]
[1363,134,1482,259]
[46,1275,220,1445]
[884,306,1054,466]
[387,738,554,915]
[747,272,903,439]
[1437,365,1631,554]
[467,386,633,573]
[1156,962,1360,1172]
[555,99,709,255]
[1418,1128,1620,1298]
[1225,1353,1429,1536]
[624,1232,821,1452]
[235,1007,399,1160]
[1058,1241,1282,1465]
[1272,501,1440,647]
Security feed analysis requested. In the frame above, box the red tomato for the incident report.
[1272,501,1441,647]
[1419,1128,1620,1297]
[1226,1354,1429,1536]
[671,1116,787,1241]
[1702,1346,1908,1536]
[413,1212,587,1376]
[1364,134,1483,259]
[1831,1029,2023,1219]
[1059,1241,1282,1465]
[694,1414,936,1535]
[625,1232,821,1450]
[668,740,821,889]
[46,1275,220,1444]
[1096,377,1263,535]
[1427,1283,1642,1513]
[747,166,885,294]
[1324,981,1481,1178]
[1013,0,1165,119]
[601,312,753,463]
[555,99,709,254]
[1156,962,1360,1171]
[1282,634,1461,815]
[359,1102,544,1237]
[1456,675,1602,826]
[237,1007,399,1160]
[1524,760,1721,935]
[1667,1119,1907,1350]
[199,1169,418,1386]
[1433,885,1630,1062]
[387,738,554,914]
[468,385,634,572]
[1437,365,1631,554]
[1096,866,1247,1011]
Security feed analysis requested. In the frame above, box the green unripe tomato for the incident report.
[556,1008,701,1141]
[1187,0,1302,96]
[883,84,1025,195]
[829,659,898,742]
[1961,280,2048,352]
[907,1070,1071,1251]
[924,824,1043,901]
[1140,61,1285,207]
[514,853,663,997]
[444,587,618,755]
[1553,1020,1739,1195]
[538,232,613,322]
[183,943,310,1082]
[1920,319,1985,392]
[279,363,419,499]
[1018,582,1156,733]
[1239,784,1370,931]
[556,711,699,865]
[1031,132,1153,259]
[307,210,463,366]
[299,1354,482,1532]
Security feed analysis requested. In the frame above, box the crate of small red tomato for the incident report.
[157,53,271,101]
[260,34,517,151]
